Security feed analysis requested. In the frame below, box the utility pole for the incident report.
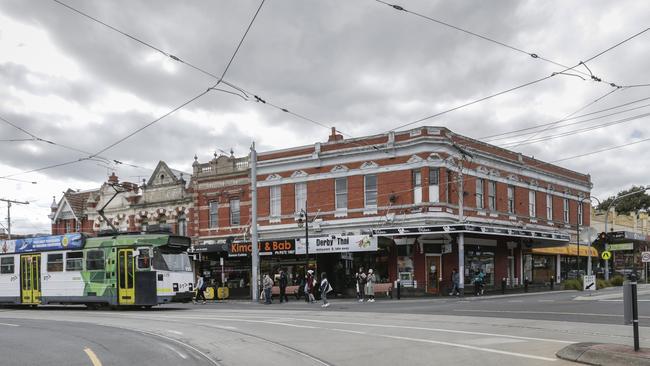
[1,198,29,239]
[451,142,472,297]
[250,142,260,302]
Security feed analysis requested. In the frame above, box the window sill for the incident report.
[363,207,378,215]
[530,218,537,223]
[477,211,487,216]
[489,213,498,218]
[508,215,516,220]
[269,217,281,224]
[334,210,348,218]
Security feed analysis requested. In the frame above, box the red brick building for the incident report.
[193,126,592,296]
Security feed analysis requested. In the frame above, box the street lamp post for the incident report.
[298,203,310,282]
[603,187,649,280]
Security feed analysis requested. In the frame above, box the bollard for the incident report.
[501,277,506,294]
[396,279,401,300]
[524,278,529,293]
[550,276,554,291]
[629,273,640,351]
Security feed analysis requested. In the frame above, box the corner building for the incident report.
[193,126,592,297]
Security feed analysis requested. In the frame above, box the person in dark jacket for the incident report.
[279,269,289,303]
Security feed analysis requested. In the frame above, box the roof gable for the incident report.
[147,161,179,187]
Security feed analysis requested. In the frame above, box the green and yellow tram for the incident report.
[0,232,194,307]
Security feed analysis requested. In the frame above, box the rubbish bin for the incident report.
[623,280,632,325]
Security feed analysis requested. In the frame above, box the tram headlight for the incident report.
[173,283,179,292]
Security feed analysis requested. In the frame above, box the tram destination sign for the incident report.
[1,233,84,254]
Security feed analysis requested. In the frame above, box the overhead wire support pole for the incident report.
[0,198,29,239]
[250,142,259,302]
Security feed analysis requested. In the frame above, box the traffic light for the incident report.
[593,232,608,252]
[598,232,607,243]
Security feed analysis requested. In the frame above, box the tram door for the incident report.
[21,254,41,304]
[117,249,135,305]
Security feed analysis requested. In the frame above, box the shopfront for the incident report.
[526,244,598,283]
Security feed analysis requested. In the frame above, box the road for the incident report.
[0,286,647,365]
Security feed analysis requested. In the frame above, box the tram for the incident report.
[0,232,195,308]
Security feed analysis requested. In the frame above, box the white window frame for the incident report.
[230,198,241,226]
[563,198,569,223]
[488,181,496,211]
[546,194,553,220]
[209,201,219,228]
[428,168,440,203]
[177,213,187,236]
[270,185,281,219]
[528,191,536,218]
[578,201,583,225]
[413,170,422,204]
[364,175,378,208]
[335,177,348,211]
[294,183,307,214]
[476,178,484,209]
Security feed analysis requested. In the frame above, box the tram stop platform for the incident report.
[557,342,650,365]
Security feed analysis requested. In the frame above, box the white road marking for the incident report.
[331,328,366,335]
[508,300,523,303]
[539,300,555,302]
[599,299,650,302]
[375,334,557,362]
[262,321,317,329]
[453,309,623,317]
[162,343,188,359]
[0,322,19,327]
[167,330,183,335]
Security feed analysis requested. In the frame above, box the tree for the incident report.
[597,186,650,214]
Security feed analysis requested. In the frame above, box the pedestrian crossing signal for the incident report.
[597,232,607,243]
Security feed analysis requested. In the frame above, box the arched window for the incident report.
[177,213,187,236]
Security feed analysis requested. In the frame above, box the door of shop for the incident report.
[425,255,441,294]
[20,254,41,304]
[117,249,135,305]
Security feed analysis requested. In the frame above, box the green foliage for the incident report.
[597,186,650,215]
[597,279,611,289]
[563,278,583,291]
[610,276,625,286]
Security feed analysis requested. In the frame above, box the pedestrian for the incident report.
[320,272,332,308]
[193,273,207,304]
[473,270,482,296]
[449,268,460,296]
[365,269,376,302]
[355,267,366,302]
[279,269,289,303]
[477,269,485,295]
[263,273,274,305]
[306,270,316,303]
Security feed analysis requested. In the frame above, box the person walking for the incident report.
[263,273,274,305]
[306,270,316,303]
[449,268,460,297]
[320,272,332,308]
[365,269,376,302]
[355,267,366,302]
[279,269,289,303]
[193,273,207,304]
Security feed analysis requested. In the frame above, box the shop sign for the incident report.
[607,243,633,251]
[295,235,377,254]
[2,233,84,254]
[228,239,295,257]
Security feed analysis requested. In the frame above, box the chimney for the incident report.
[108,172,119,184]
[328,127,343,142]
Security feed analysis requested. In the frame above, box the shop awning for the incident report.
[532,244,598,257]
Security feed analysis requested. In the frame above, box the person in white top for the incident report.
[365,269,376,302]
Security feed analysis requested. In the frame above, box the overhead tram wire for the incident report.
[480,95,650,141]
[383,26,650,134]
[375,0,647,89]
[51,0,342,137]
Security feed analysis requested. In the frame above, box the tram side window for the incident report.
[86,250,105,271]
[137,248,151,270]
[47,253,64,272]
[66,252,84,271]
[0,257,14,274]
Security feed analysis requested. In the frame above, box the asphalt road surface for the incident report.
[0,286,648,365]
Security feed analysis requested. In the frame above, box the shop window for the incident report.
[546,194,553,220]
[66,251,83,271]
[563,198,569,223]
[397,244,414,284]
[0,257,14,274]
[488,181,496,211]
[364,175,377,207]
[270,186,281,218]
[476,178,484,209]
[177,213,187,236]
[230,198,241,226]
[528,191,536,217]
[428,168,440,203]
[47,253,64,272]
[86,250,105,271]
[294,183,306,214]
[335,178,347,210]
[465,247,494,286]
[209,201,219,228]
[507,186,515,214]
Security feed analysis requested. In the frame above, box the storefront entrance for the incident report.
[425,255,441,294]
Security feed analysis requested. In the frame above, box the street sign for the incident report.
[583,275,596,291]
[601,250,612,260]
[607,243,634,251]
[642,252,650,263]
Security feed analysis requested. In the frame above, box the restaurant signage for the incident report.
[295,235,377,255]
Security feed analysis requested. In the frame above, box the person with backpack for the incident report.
[320,272,332,308]
[355,267,366,302]
[193,273,207,304]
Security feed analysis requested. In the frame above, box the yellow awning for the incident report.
[532,244,598,257]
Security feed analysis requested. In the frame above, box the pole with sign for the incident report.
[642,251,650,284]
[583,275,596,291]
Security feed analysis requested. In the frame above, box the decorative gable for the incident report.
[407,155,424,164]
[265,173,282,181]
[147,161,179,187]
[330,165,349,173]
[427,153,443,161]
[360,161,378,170]
[507,174,519,182]
[477,166,489,175]
[489,169,501,177]
[291,170,308,178]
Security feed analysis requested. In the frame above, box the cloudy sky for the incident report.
[1,0,649,234]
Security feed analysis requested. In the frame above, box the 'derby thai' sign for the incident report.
[295,235,377,254]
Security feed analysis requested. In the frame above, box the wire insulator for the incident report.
[391,4,405,11]
[254,95,266,104]
[169,55,181,62]
[530,53,539,58]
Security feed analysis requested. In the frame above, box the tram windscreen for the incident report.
[152,248,192,272]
